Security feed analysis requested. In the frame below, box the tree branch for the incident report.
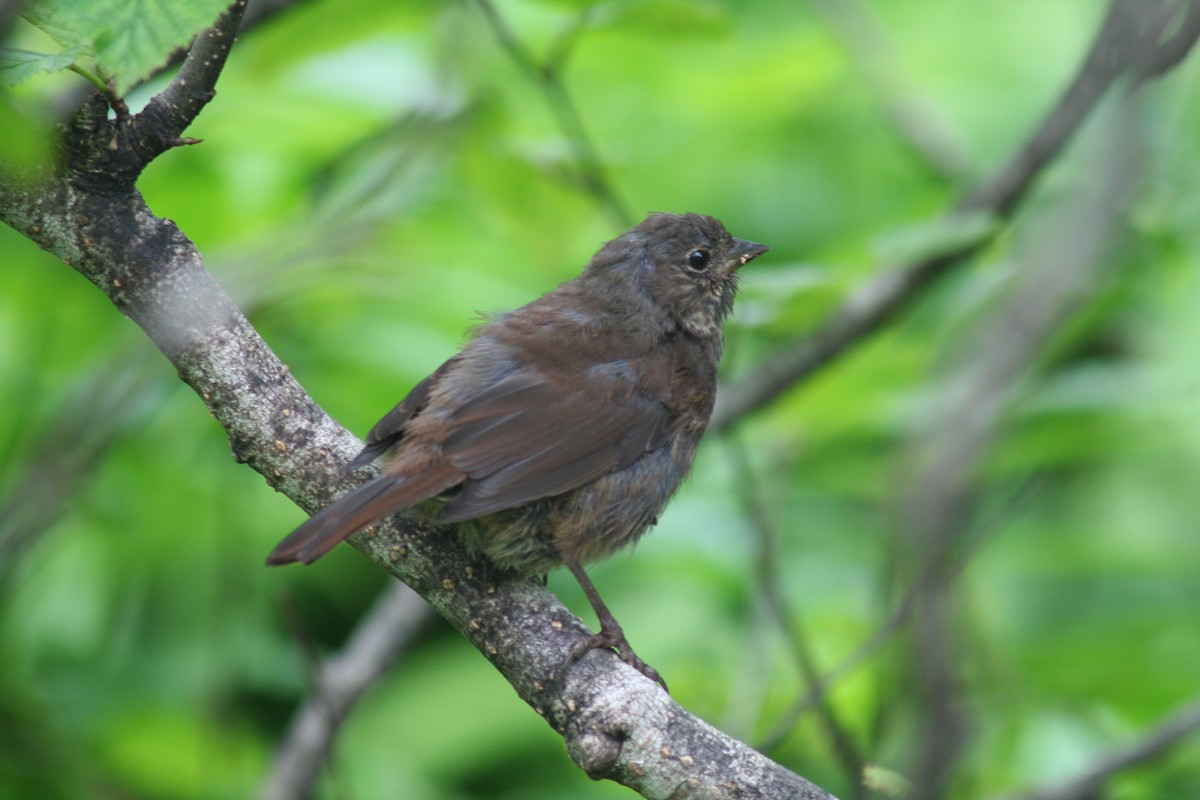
[900,92,1139,797]
[473,0,635,229]
[135,0,247,140]
[992,697,1200,800]
[725,435,867,798]
[259,582,434,800]
[58,1,248,190]
[711,0,1200,432]
[0,9,834,800]
[753,477,1031,753]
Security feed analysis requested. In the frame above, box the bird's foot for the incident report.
[568,620,668,692]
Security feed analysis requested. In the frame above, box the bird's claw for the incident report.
[567,625,668,692]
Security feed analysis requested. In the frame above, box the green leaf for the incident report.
[0,45,86,84]
[21,0,232,94]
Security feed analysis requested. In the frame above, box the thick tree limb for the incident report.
[0,5,833,799]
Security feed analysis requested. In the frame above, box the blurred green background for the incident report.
[2,0,1199,798]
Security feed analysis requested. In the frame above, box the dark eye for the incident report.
[687,248,711,271]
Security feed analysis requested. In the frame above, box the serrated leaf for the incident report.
[0,45,86,85]
[21,0,232,94]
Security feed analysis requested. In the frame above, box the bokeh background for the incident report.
[2,0,1199,798]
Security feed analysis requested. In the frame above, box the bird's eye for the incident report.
[687,249,711,271]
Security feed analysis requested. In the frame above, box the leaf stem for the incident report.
[67,63,106,93]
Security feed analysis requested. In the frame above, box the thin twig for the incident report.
[725,435,867,798]
[754,477,1036,752]
[473,0,634,229]
[48,0,313,121]
[132,0,248,157]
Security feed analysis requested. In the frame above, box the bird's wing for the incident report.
[437,362,673,522]
[349,361,451,468]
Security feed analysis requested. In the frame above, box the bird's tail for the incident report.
[266,461,461,566]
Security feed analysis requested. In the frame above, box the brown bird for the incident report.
[268,212,767,686]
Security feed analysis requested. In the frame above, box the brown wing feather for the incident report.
[438,365,670,522]
[350,363,448,468]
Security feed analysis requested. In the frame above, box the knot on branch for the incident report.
[62,93,215,193]
[560,673,671,780]
[566,716,629,778]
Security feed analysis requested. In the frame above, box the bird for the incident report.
[267,212,767,687]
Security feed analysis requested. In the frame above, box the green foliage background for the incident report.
[2,0,1199,798]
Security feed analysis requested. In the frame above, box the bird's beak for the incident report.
[728,238,769,271]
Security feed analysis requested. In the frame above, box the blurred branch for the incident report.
[900,93,1139,799]
[0,8,833,800]
[712,0,1200,432]
[473,0,635,229]
[0,354,166,583]
[754,477,1035,753]
[544,3,597,76]
[756,71,1148,768]
[1136,0,1200,78]
[958,0,1189,216]
[260,582,434,800]
[805,0,971,183]
[991,696,1200,800]
[725,435,867,798]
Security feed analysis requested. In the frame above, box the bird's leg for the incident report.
[564,560,667,691]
